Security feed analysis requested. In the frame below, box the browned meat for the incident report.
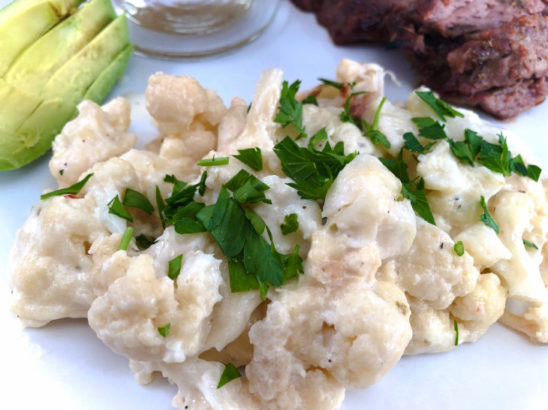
[292,0,548,118]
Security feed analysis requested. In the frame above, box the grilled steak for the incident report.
[292,0,548,118]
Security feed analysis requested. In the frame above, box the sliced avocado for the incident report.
[84,43,133,104]
[0,0,84,76]
[5,0,116,95]
[3,15,131,170]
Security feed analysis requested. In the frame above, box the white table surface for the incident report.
[1,1,548,409]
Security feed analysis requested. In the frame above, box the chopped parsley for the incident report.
[480,196,499,234]
[224,169,271,205]
[40,173,93,200]
[339,91,367,127]
[447,131,541,181]
[59,169,64,176]
[380,154,436,225]
[217,363,241,388]
[275,80,306,139]
[119,227,134,251]
[273,136,357,201]
[135,234,156,250]
[123,188,154,214]
[454,319,459,346]
[108,195,133,222]
[168,254,183,280]
[403,132,434,154]
[523,239,538,250]
[281,213,299,235]
[302,95,318,106]
[197,157,229,167]
[454,241,464,256]
[412,117,447,140]
[415,90,464,121]
[318,78,343,89]
[157,323,171,338]
[234,147,263,171]
[363,97,390,148]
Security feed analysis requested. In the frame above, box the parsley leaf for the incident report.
[119,227,133,251]
[308,128,328,149]
[402,178,436,225]
[339,91,367,127]
[302,95,318,106]
[318,78,343,89]
[454,319,459,346]
[108,195,133,222]
[275,80,306,138]
[136,234,156,250]
[454,241,464,256]
[274,136,357,201]
[403,132,434,154]
[281,245,304,281]
[281,213,299,235]
[477,133,511,176]
[412,117,447,140]
[234,147,263,171]
[168,254,183,280]
[480,196,499,234]
[157,323,171,338]
[40,173,93,200]
[217,363,241,388]
[362,97,390,149]
[381,153,435,225]
[416,90,463,121]
[123,188,154,214]
[224,169,271,204]
[197,157,229,167]
[523,239,538,250]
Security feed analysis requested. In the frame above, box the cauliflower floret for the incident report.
[246,278,411,407]
[394,219,479,310]
[49,97,136,186]
[323,154,416,259]
[88,250,223,363]
[490,190,548,301]
[145,73,226,136]
[9,195,108,326]
[405,273,506,354]
[454,223,512,271]
[217,97,248,154]
[500,302,548,344]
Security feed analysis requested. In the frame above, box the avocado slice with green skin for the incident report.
[0,0,85,76]
[0,15,131,170]
[6,0,116,96]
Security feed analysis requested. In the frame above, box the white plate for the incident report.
[1,1,548,409]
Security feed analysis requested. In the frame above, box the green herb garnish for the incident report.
[234,147,263,171]
[157,323,171,338]
[274,136,357,201]
[40,173,93,200]
[123,188,154,214]
[523,239,538,250]
[454,319,459,346]
[454,241,464,256]
[480,196,499,234]
[362,97,390,148]
[403,132,434,154]
[168,254,183,280]
[380,154,435,225]
[318,78,343,89]
[108,195,133,222]
[415,90,463,121]
[275,80,306,138]
[197,157,229,167]
[119,227,134,251]
[302,95,318,106]
[281,213,299,235]
[224,169,271,204]
[339,91,367,127]
[135,234,156,250]
[217,363,241,388]
[412,117,447,140]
